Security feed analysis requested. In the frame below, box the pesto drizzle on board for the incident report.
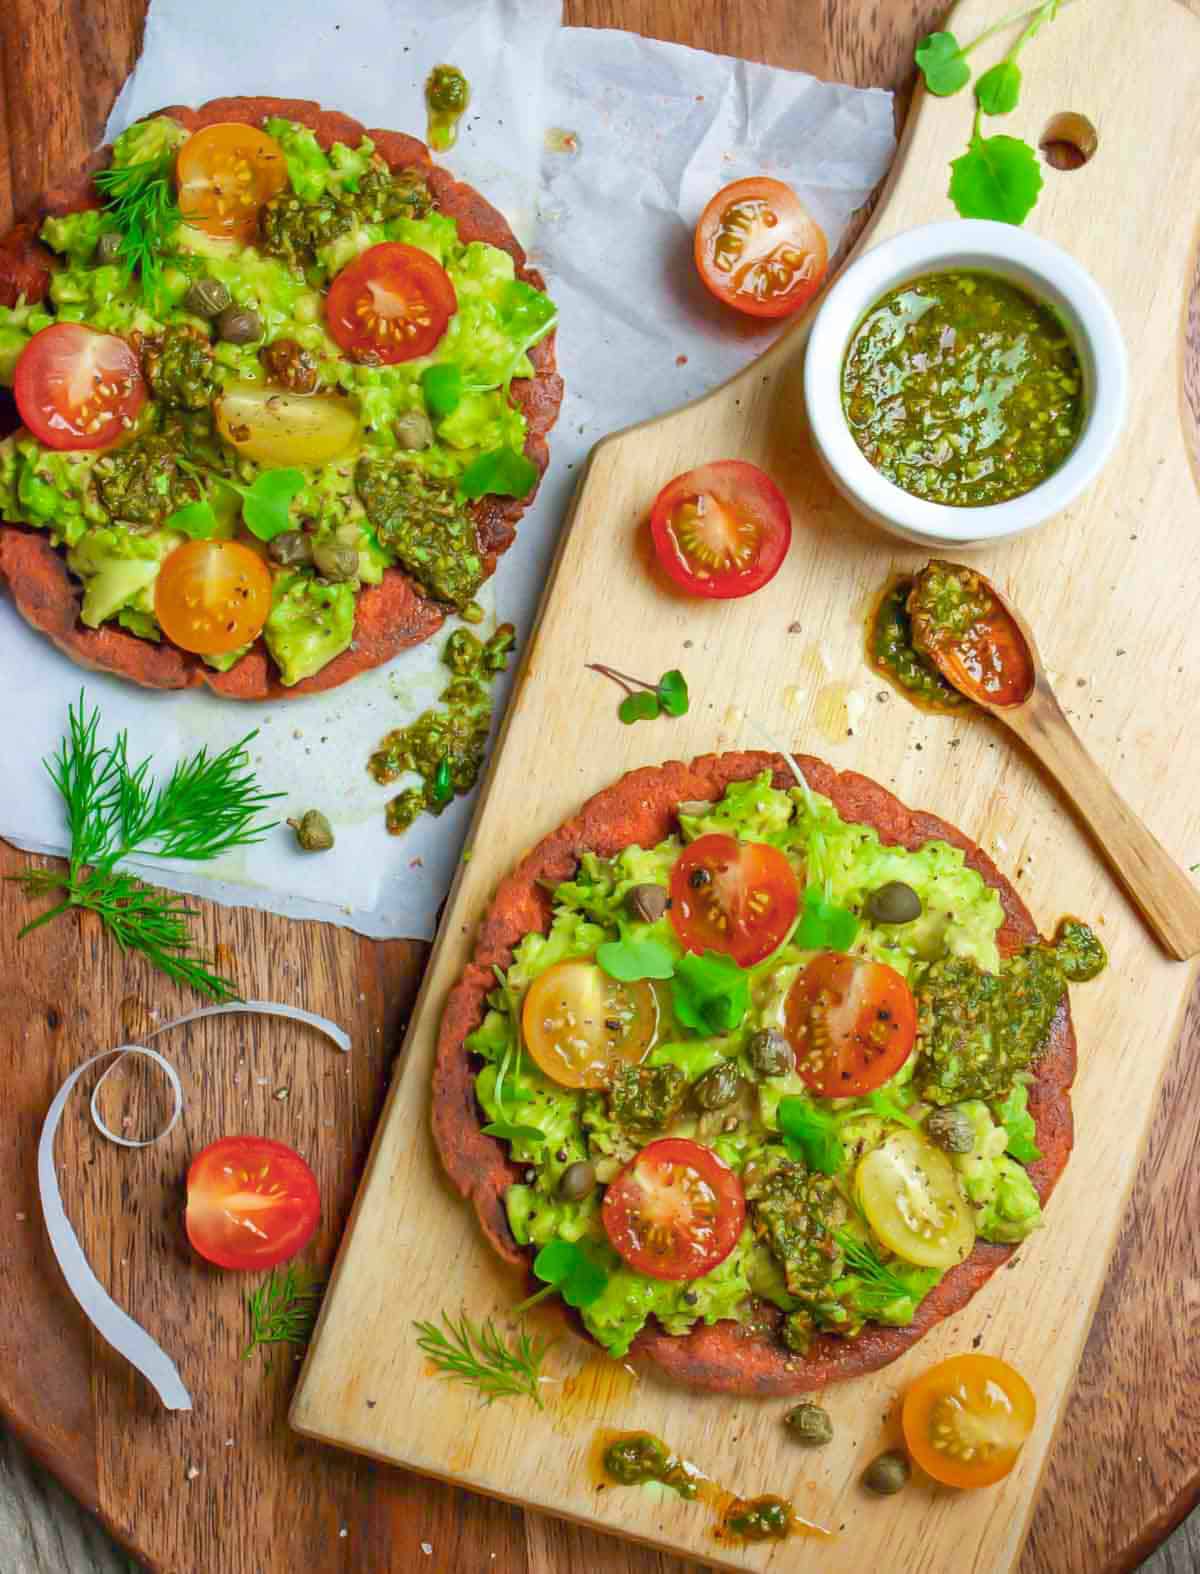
[425,65,471,152]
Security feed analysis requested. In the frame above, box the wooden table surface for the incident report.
[1,2,1198,1573]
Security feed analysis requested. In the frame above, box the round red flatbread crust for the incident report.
[0,96,562,699]
[432,750,1076,1395]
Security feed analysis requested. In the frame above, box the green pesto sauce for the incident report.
[722,1495,796,1543]
[842,270,1084,507]
[602,1433,701,1499]
[356,454,482,611]
[369,624,513,833]
[425,65,471,152]
[869,575,970,713]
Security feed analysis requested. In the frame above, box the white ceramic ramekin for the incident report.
[803,219,1128,547]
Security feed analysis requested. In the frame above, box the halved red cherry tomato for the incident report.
[694,177,827,319]
[670,834,798,967]
[13,323,145,451]
[902,1354,1036,1488]
[325,243,457,364]
[521,957,659,1089]
[176,123,288,241]
[155,539,273,656]
[785,953,916,1096]
[649,461,791,599]
[185,1136,319,1271]
[602,1137,745,1280]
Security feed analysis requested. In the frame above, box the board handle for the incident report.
[1007,684,1200,961]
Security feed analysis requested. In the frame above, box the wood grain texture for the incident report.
[0,2,1198,1574]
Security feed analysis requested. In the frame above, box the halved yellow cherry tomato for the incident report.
[856,1128,976,1269]
[155,539,273,655]
[215,383,360,466]
[176,124,288,241]
[903,1354,1036,1488]
[521,958,658,1089]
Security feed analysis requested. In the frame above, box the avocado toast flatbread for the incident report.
[0,96,562,699]
[433,750,1087,1395]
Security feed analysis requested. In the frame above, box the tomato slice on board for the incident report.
[902,1354,1036,1488]
[856,1128,976,1269]
[522,957,659,1089]
[325,243,457,364]
[669,833,798,968]
[13,323,145,451]
[785,953,916,1096]
[602,1137,746,1280]
[649,461,791,600]
[154,539,273,656]
[176,123,288,241]
[185,1136,320,1271]
[694,177,828,319]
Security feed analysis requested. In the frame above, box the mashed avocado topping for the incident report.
[0,114,555,684]
[466,773,1103,1360]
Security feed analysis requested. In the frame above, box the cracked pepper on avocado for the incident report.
[0,105,558,690]
[434,757,1103,1388]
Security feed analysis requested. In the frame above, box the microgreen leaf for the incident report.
[975,59,1022,115]
[862,1088,919,1130]
[165,499,220,539]
[526,1240,609,1309]
[618,691,660,724]
[992,1083,1042,1165]
[421,362,463,419]
[459,446,538,501]
[596,935,676,983]
[915,31,971,96]
[480,1119,546,1145]
[239,468,307,541]
[778,1096,844,1175]
[655,669,689,717]
[793,886,859,952]
[949,124,1043,225]
[671,950,750,1036]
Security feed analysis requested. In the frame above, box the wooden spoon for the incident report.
[909,561,1200,961]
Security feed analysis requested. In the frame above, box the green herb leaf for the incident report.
[239,468,307,541]
[459,446,539,502]
[949,125,1043,225]
[671,949,750,1036]
[655,669,689,718]
[778,1096,845,1174]
[414,1311,551,1407]
[975,59,1022,115]
[596,935,677,983]
[914,31,971,96]
[93,154,181,308]
[793,885,859,952]
[527,1240,609,1308]
[243,1264,323,1361]
[992,1082,1042,1165]
[421,362,464,419]
[862,1088,919,1130]
[834,1230,940,1311]
[480,1119,546,1145]
[165,499,220,539]
[618,691,661,725]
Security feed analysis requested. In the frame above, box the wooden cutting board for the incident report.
[291,0,1200,1568]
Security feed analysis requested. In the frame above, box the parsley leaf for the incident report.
[949,122,1043,225]
[519,1240,609,1309]
[793,886,859,951]
[671,950,750,1036]
[459,446,539,501]
[618,691,660,724]
[596,934,676,982]
[975,59,1022,115]
[777,1096,844,1175]
[915,31,971,96]
[656,669,689,717]
[165,499,220,539]
[992,1083,1042,1165]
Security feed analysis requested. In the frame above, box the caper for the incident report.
[862,1450,910,1495]
[559,1161,596,1202]
[625,883,668,924]
[393,409,434,450]
[784,1403,833,1447]
[312,540,360,581]
[748,1029,793,1079]
[693,1061,741,1111]
[216,305,263,344]
[184,277,232,318]
[95,231,124,266]
[925,1107,976,1154]
[268,530,313,568]
[288,809,334,853]
[866,881,923,925]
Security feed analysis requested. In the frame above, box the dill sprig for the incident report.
[93,153,181,307]
[836,1229,929,1311]
[243,1265,323,1361]
[414,1311,552,1407]
[11,694,283,1000]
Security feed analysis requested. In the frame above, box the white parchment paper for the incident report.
[0,0,893,939]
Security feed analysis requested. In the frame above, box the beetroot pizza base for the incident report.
[432,749,1076,1396]
[0,96,563,700]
